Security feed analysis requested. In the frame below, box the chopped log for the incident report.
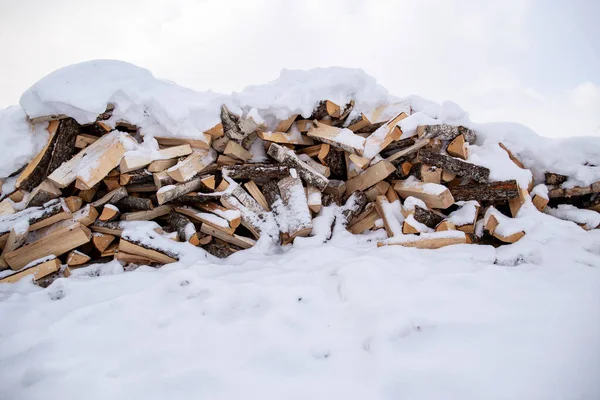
[310,100,341,119]
[75,134,98,149]
[447,201,480,233]
[167,153,204,183]
[47,118,80,175]
[196,202,241,229]
[297,144,322,157]
[362,112,407,159]
[8,190,25,203]
[508,187,529,217]
[153,170,176,189]
[216,155,242,166]
[449,180,519,202]
[435,220,456,232]
[120,154,152,173]
[0,258,62,284]
[417,150,490,183]
[119,169,153,186]
[27,180,62,207]
[156,176,208,205]
[377,232,468,248]
[244,181,270,211]
[203,241,238,258]
[223,140,252,162]
[204,123,224,138]
[393,179,455,209]
[0,200,16,216]
[103,176,121,191]
[411,164,442,184]
[275,114,298,132]
[199,224,255,249]
[447,134,468,159]
[348,203,379,234]
[385,139,430,162]
[148,158,178,173]
[1,226,29,256]
[64,196,83,212]
[117,196,153,212]
[267,143,329,190]
[320,146,346,180]
[498,143,525,169]
[156,145,193,160]
[220,104,250,142]
[221,163,289,180]
[545,172,568,186]
[67,250,91,266]
[155,135,211,150]
[38,204,99,236]
[15,121,60,191]
[413,206,444,228]
[99,204,120,222]
[175,206,235,235]
[49,131,127,189]
[381,137,416,156]
[402,218,421,234]
[5,223,91,270]
[121,205,171,221]
[341,190,368,225]
[346,113,371,132]
[298,154,330,177]
[168,211,199,244]
[442,170,456,183]
[90,221,123,237]
[485,213,525,243]
[345,161,396,196]
[365,181,391,201]
[91,186,128,207]
[307,121,365,155]
[532,194,549,211]
[416,125,476,144]
[118,239,178,264]
[374,195,403,237]
[212,136,230,153]
[296,120,314,132]
[307,185,322,213]
[0,198,71,240]
[116,251,159,265]
[323,179,346,202]
[348,154,370,170]
[92,232,116,252]
[257,131,314,146]
[78,187,98,203]
[278,176,313,242]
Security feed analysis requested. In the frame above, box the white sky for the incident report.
[0,0,598,138]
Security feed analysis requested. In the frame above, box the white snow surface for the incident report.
[0,61,600,399]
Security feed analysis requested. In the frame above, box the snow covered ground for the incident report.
[1,61,600,399]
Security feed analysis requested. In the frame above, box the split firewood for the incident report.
[203,240,239,258]
[99,204,120,222]
[148,159,178,173]
[118,238,178,265]
[168,211,200,245]
[416,124,476,144]
[498,143,525,169]
[267,143,329,190]
[75,134,98,149]
[167,152,205,183]
[345,161,396,196]
[435,220,456,232]
[243,181,270,211]
[341,190,368,225]
[120,145,193,174]
[199,224,255,250]
[221,163,289,180]
[92,232,116,252]
[298,154,331,177]
[411,164,442,184]
[442,170,456,183]
[530,184,549,211]
[116,251,159,265]
[121,205,171,221]
[307,185,322,213]
[508,187,530,217]
[307,121,365,155]
[34,205,99,238]
[380,137,416,157]
[318,145,346,180]
[204,123,224,139]
[277,175,313,243]
[323,180,346,204]
[91,187,128,208]
[449,180,519,202]
[4,223,91,270]
[297,144,322,158]
[348,203,379,234]
[153,170,176,189]
[547,182,600,199]
[393,178,455,209]
[545,172,568,186]
[117,196,153,212]
[103,175,121,191]
[365,181,391,202]
[377,231,468,249]
[385,139,431,163]
[257,131,314,146]
[175,206,235,235]
[156,175,210,205]
[374,195,403,237]
[220,104,258,143]
[1,226,29,256]
[346,114,371,132]
[78,187,98,203]
[388,160,413,181]
[49,131,128,190]
[413,206,444,228]
[447,201,480,233]
[417,150,490,183]
[484,208,525,243]
[310,100,341,120]
[66,250,91,267]
[195,202,241,229]
[170,192,222,206]
[212,136,230,153]
[216,155,241,166]
[447,134,468,159]
[0,200,16,216]
[64,196,83,212]
[119,169,153,186]
[362,112,407,160]
[296,120,314,133]
[275,114,298,133]
[0,258,62,284]
[27,180,62,207]
[155,135,212,150]
[90,221,123,237]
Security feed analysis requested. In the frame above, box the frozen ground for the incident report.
[1,235,600,400]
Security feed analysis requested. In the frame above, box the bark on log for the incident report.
[203,241,238,258]
[267,143,329,190]
[449,180,519,202]
[117,196,154,212]
[120,169,153,186]
[323,147,347,180]
[417,124,476,144]
[221,163,290,180]
[27,180,62,207]
[341,190,368,225]
[413,206,444,228]
[168,211,198,244]
[545,172,568,186]
[47,118,80,173]
[417,150,490,183]
[156,176,207,205]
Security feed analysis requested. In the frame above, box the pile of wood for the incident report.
[0,99,596,285]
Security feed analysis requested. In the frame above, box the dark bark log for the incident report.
[356,122,385,134]
[545,172,569,186]
[342,190,368,225]
[324,179,346,200]
[262,181,282,207]
[449,180,519,202]
[220,104,244,141]
[413,206,444,228]
[547,182,600,198]
[267,143,329,190]
[418,124,476,144]
[417,150,490,183]
[27,181,61,207]
[120,169,153,186]
[322,193,342,207]
[203,241,238,258]
[332,100,355,126]
[221,163,290,180]
[324,148,346,180]
[168,211,197,242]
[91,186,128,207]
[170,192,222,205]
[47,118,80,174]
[381,138,416,155]
[118,196,153,211]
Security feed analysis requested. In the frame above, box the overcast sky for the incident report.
[0,0,598,138]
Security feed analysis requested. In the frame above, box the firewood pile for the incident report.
[0,99,597,285]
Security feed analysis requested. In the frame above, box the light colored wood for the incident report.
[212,136,229,153]
[156,176,206,205]
[37,205,99,238]
[276,114,298,132]
[393,180,455,209]
[257,131,314,146]
[347,114,371,132]
[435,220,456,232]
[374,195,401,237]
[26,180,61,210]
[442,170,456,182]
[317,143,331,164]
[90,223,123,237]
[116,251,157,265]
[155,135,211,150]
[377,233,467,249]
[508,187,529,218]
[296,120,313,132]
[345,161,396,196]
[419,165,442,184]
[298,154,330,177]
[120,154,153,173]
[118,239,178,264]
[244,181,270,211]
[485,213,525,243]
[216,154,240,166]
[0,258,61,284]
[199,224,256,249]
[204,123,224,138]
[297,144,322,158]
[121,205,171,221]
[307,121,365,155]
[196,202,241,229]
[5,223,91,270]
[385,138,430,162]
[90,186,128,208]
[348,206,379,234]
[99,205,120,221]
[49,132,127,189]
[447,134,468,159]
[349,154,370,170]
[148,159,178,173]
[67,250,90,266]
[78,187,98,203]
[386,185,400,203]
[92,233,116,252]
[532,194,549,211]
[278,176,313,242]
[223,140,252,162]
[75,134,98,149]
[1,227,28,256]
[498,143,525,169]
[8,190,25,203]
[16,120,59,190]
[402,219,420,234]
[175,206,235,235]
[216,179,230,192]
[156,144,193,159]
[167,152,203,183]
[362,112,407,159]
[64,196,83,212]
[201,175,215,190]
[307,185,322,213]
[0,199,16,216]
[100,242,119,257]
[365,181,391,202]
